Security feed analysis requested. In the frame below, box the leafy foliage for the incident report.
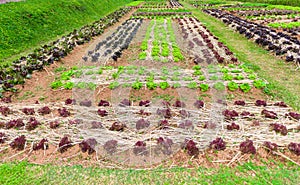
[239,83,251,93]
[263,141,278,151]
[132,80,143,90]
[240,139,256,154]
[288,142,300,156]
[270,123,288,135]
[58,136,73,153]
[38,106,51,115]
[146,81,158,90]
[234,100,246,106]
[98,100,110,107]
[109,122,126,131]
[200,83,209,92]
[194,100,204,109]
[79,138,97,154]
[33,139,48,151]
[213,82,225,91]
[227,81,239,91]
[261,109,277,119]
[58,108,70,117]
[227,122,240,130]
[159,82,169,90]
[253,79,266,89]
[26,117,41,131]
[182,139,199,157]
[10,135,26,150]
[209,138,226,151]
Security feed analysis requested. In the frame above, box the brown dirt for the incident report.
[228,87,267,102]
[169,147,300,169]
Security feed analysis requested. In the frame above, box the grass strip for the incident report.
[0,0,133,64]
[0,161,299,184]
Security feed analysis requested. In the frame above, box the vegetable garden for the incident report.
[0,0,300,180]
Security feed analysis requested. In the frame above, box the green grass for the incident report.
[126,1,144,6]
[184,1,300,111]
[0,161,299,184]
[0,0,133,64]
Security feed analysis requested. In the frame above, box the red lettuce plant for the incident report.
[133,141,148,155]
[79,138,97,154]
[109,122,126,131]
[263,141,278,151]
[261,109,277,119]
[0,106,10,116]
[234,100,245,106]
[223,109,239,120]
[38,106,51,115]
[194,100,204,108]
[240,139,256,154]
[58,136,73,153]
[97,109,108,117]
[58,107,70,117]
[157,108,172,119]
[288,142,300,156]
[10,135,26,150]
[91,121,103,129]
[33,139,48,150]
[98,100,110,107]
[182,139,199,157]
[22,108,35,115]
[270,123,288,135]
[209,137,226,151]
[227,122,240,130]
[139,100,151,107]
[255,100,267,106]
[26,117,40,131]
[49,120,60,129]
[0,132,6,143]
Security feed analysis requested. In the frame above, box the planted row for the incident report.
[139,19,184,62]
[82,19,143,63]
[178,17,239,64]
[204,9,300,65]
[4,134,300,158]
